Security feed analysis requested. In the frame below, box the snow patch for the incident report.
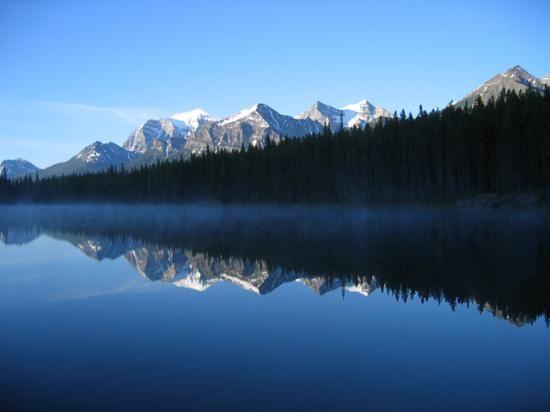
[220,104,260,125]
[170,108,211,129]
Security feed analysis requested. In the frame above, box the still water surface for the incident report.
[1,205,549,411]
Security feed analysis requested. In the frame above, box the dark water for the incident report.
[1,205,549,412]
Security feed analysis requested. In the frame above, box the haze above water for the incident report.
[1,205,549,411]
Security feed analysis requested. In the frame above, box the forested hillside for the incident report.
[2,88,549,204]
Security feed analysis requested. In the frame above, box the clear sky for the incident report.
[1,0,549,167]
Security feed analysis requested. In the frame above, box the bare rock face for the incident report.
[123,119,190,157]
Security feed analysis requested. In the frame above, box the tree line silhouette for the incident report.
[1,87,549,204]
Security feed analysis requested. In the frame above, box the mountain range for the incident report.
[2,65,548,179]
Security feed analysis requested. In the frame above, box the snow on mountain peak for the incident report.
[76,141,136,164]
[501,65,540,85]
[170,108,211,129]
[0,158,40,179]
[341,99,391,128]
[296,99,391,131]
[341,99,375,114]
[458,65,546,107]
[503,65,528,77]
[220,104,262,125]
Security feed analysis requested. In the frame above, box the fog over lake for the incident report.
[1,205,549,411]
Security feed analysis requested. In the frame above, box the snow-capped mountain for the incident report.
[123,119,189,156]
[170,108,211,129]
[542,75,550,86]
[342,100,393,127]
[39,141,138,178]
[296,99,392,131]
[183,103,324,155]
[295,101,345,131]
[123,109,211,160]
[457,65,547,107]
[0,158,40,179]
[76,141,138,164]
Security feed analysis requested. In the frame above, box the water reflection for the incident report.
[1,205,549,326]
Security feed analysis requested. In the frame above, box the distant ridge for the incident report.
[0,159,40,179]
[39,141,138,178]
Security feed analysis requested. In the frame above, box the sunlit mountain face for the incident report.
[1,205,549,326]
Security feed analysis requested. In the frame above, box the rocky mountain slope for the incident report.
[457,65,547,107]
[39,141,138,178]
[181,103,325,156]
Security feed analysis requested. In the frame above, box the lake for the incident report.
[1,205,549,411]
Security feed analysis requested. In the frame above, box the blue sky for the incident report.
[1,0,549,167]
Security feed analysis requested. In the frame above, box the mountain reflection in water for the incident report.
[1,205,549,326]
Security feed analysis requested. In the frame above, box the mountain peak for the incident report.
[505,64,527,73]
[76,141,136,164]
[170,108,211,127]
[458,65,546,107]
[342,99,375,113]
[220,103,266,125]
[312,100,337,111]
[501,65,537,82]
[124,116,193,156]
[296,101,339,119]
[0,158,40,179]
[296,99,391,130]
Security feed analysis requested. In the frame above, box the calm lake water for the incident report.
[1,205,549,412]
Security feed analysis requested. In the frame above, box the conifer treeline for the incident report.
[1,88,550,204]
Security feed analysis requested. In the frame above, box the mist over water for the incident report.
[2,204,549,324]
[1,205,550,411]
